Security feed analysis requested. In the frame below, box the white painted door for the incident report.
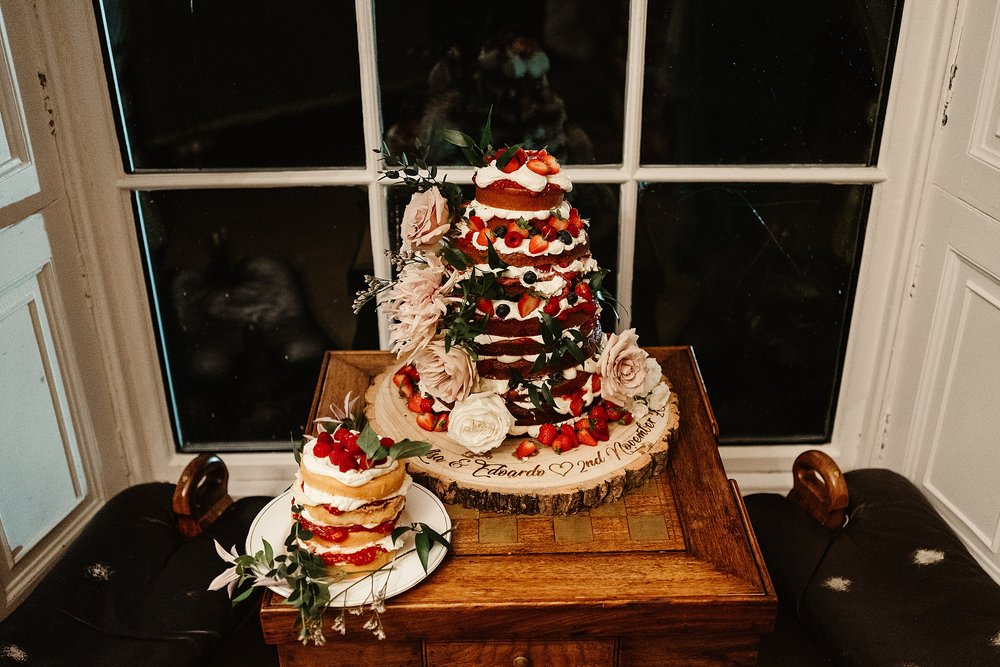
[884,0,1000,581]
[0,0,109,615]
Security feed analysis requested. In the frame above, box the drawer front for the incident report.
[425,640,617,667]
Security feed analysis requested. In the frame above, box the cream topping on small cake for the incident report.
[296,534,397,556]
[474,161,573,193]
[299,505,399,530]
[302,438,400,487]
[294,472,411,511]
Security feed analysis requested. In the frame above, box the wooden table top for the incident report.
[260,346,776,645]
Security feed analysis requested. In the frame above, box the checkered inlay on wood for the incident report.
[446,474,685,555]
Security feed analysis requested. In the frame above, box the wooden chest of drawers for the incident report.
[260,347,776,665]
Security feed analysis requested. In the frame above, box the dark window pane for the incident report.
[632,183,871,443]
[642,0,903,165]
[136,188,376,450]
[376,0,628,165]
[99,1,364,170]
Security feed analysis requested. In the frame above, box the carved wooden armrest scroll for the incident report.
[787,449,849,530]
[172,453,234,538]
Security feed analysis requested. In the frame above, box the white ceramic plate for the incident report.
[245,482,451,607]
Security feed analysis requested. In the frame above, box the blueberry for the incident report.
[495,303,510,317]
[523,271,537,285]
[557,230,573,245]
[567,292,578,304]
[493,225,507,238]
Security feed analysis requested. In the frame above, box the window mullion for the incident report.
[616,0,650,331]
[355,0,391,348]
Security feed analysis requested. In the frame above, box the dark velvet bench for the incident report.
[745,451,1000,666]
[0,455,276,667]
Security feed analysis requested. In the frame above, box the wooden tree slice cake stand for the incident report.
[365,360,679,515]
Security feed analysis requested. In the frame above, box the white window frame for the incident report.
[32,0,960,496]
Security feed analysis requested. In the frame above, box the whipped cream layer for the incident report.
[474,161,573,193]
[296,533,397,556]
[468,199,572,223]
[294,472,412,512]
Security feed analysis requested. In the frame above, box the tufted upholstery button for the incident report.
[513,656,531,667]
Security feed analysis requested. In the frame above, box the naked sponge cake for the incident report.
[359,143,673,458]
[293,419,428,575]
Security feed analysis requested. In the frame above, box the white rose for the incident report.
[401,187,450,252]
[598,329,649,406]
[447,392,515,455]
[412,341,477,404]
[627,398,649,421]
[647,383,671,412]
[640,357,663,396]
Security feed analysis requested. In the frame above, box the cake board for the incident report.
[365,360,679,516]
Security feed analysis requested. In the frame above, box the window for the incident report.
[96,0,903,450]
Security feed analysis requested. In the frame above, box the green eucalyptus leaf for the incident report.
[494,144,523,170]
[389,439,433,460]
[486,243,509,270]
[232,586,256,604]
[541,382,556,406]
[263,538,273,564]
[357,423,383,458]
[391,525,412,544]
[479,106,493,152]
[298,529,313,541]
[418,523,453,551]
[531,352,547,373]
[564,337,585,364]
[415,531,431,573]
[437,129,474,148]
[527,384,541,409]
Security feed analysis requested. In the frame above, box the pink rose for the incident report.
[597,329,649,406]
[401,187,450,252]
[383,255,460,358]
[412,341,477,404]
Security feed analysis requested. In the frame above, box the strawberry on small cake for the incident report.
[293,403,430,576]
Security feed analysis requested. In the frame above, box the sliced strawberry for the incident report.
[552,433,573,454]
[590,375,602,394]
[420,397,434,413]
[528,234,549,254]
[537,423,558,446]
[541,225,558,241]
[514,439,538,459]
[593,419,610,441]
[567,225,581,238]
[406,365,420,380]
[621,412,634,425]
[590,403,608,422]
[525,158,549,175]
[477,297,495,316]
[416,412,436,431]
[581,301,598,315]
[574,282,592,300]
[518,294,541,317]
[407,394,424,414]
[542,297,561,316]
[605,403,625,421]
[468,215,486,231]
[577,430,598,447]
[569,395,584,417]
[544,154,560,174]
[380,436,395,448]
[475,229,494,246]
[568,207,582,227]
[504,230,525,248]
[392,370,408,387]
[551,217,570,232]
[433,413,449,432]
[575,417,591,432]
[398,376,415,398]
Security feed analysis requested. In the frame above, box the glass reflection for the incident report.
[376,0,628,165]
[136,188,376,449]
[642,0,903,165]
[99,0,365,170]
[633,183,871,443]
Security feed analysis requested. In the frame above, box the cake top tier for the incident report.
[473,149,572,212]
